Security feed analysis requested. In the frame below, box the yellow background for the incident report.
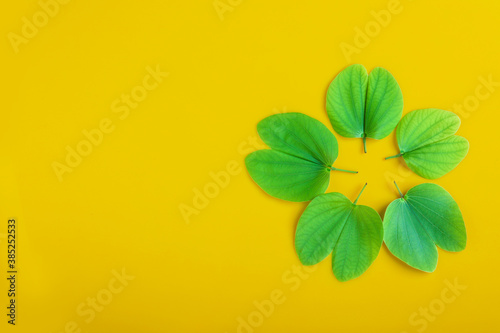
[1,0,499,332]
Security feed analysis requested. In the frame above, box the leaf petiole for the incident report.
[363,137,367,154]
[385,153,403,160]
[329,167,358,174]
[393,181,404,198]
[353,183,368,205]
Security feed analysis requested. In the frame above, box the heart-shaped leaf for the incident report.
[326,64,403,153]
[245,113,357,202]
[386,108,469,179]
[295,184,383,282]
[383,182,467,272]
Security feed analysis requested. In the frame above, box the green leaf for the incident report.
[386,109,469,179]
[245,113,357,202]
[326,64,403,153]
[383,182,467,272]
[295,184,384,282]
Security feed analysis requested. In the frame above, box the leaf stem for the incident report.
[385,153,403,160]
[330,167,358,174]
[393,181,404,198]
[353,183,368,205]
[363,137,367,154]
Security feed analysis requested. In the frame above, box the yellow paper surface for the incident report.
[1,0,499,332]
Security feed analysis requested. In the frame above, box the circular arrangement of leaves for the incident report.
[245,64,469,282]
